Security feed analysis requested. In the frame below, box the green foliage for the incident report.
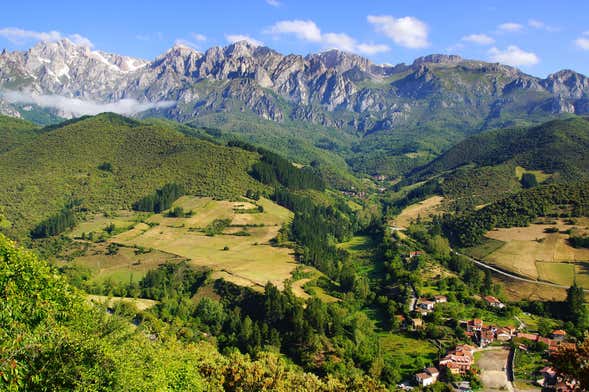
[30,206,76,238]
[97,162,113,172]
[441,181,589,247]
[0,115,41,154]
[521,172,538,189]
[0,113,264,237]
[133,183,184,213]
[204,218,232,236]
[569,234,589,248]
[229,141,325,190]
[413,117,589,182]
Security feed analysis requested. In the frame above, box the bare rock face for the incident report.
[1,40,589,133]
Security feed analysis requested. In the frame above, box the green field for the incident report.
[59,242,185,284]
[378,333,438,375]
[536,261,575,286]
[109,196,302,290]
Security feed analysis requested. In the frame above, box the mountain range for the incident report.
[2,38,589,177]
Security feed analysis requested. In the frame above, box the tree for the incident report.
[552,334,589,390]
[566,282,587,329]
[521,173,538,189]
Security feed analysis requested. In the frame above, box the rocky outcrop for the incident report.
[1,40,589,134]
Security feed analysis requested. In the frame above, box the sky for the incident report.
[1,0,589,77]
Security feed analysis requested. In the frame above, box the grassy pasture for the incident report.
[481,219,589,287]
[111,196,299,290]
[87,294,158,311]
[393,196,444,228]
[515,166,551,183]
[59,242,184,284]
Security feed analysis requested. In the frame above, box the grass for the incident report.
[393,196,444,228]
[536,262,575,286]
[111,196,299,291]
[462,237,505,259]
[378,333,439,376]
[58,242,184,284]
[87,294,158,311]
[515,166,551,183]
[481,219,589,287]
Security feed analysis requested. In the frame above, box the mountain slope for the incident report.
[0,113,264,236]
[396,117,589,211]
[413,116,589,180]
[0,114,41,153]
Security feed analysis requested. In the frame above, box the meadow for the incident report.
[95,196,318,293]
[392,195,444,229]
[471,218,589,288]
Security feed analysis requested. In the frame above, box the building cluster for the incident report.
[438,344,476,375]
[463,318,516,348]
[538,367,578,392]
[515,331,575,354]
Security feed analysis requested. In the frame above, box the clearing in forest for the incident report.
[393,196,444,229]
[111,196,300,290]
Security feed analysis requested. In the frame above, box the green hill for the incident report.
[413,117,589,180]
[397,117,589,210]
[0,233,386,391]
[0,113,265,237]
[0,115,42,154]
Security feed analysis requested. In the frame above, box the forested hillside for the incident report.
[0,113,265,237]
[0,233,387,391]
[412,117,589,181]
[0,115,42,154]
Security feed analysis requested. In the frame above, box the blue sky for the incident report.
[1,0,588,77]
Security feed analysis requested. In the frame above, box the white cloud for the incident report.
[1,90,175,116]
[266,19,390,55]
[266,0,281,6]
[575,37,589,50]
[225,34,264,47]
[488,45,539,67]
[268,20,322,42]
[498,22,523,32]
[528,19,559,32]
[0,27,93,47]
[174,39,199,49]
[367,15,429,48]
[461,34,494,45]
[191,33,207,42]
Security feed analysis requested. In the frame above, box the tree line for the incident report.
[132,183,184,213]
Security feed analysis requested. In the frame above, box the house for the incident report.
[466,319,484,332]
[551,330,567,341]
[479,329,495,347]
[415,368,439,387]
[496,327,512,342]
[417,298,435,311]
[434,295,447,303]
[516,332,539,342]
[408,251,424,259]
[439,345,475,375]
[484,295,505,309]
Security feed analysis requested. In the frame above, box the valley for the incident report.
[1,23,589,391]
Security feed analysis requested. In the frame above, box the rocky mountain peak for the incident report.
[412,54,463,66]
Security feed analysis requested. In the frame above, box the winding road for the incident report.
[451,250,589,292]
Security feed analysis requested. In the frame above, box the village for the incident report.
[402,310,577,391]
